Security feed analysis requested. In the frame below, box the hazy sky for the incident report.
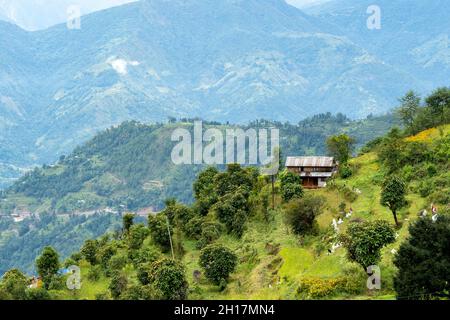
[0,0,329,30]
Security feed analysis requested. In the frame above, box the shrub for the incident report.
[283,195,326,235]
[148,258,188,300]
[339,164,353,179]
[297,277,344,299]
[88,265,102,282]
[279,170,303,202]
[199,245,238,287]
[109,271,128,299]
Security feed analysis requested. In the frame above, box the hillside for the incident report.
[1,113,399,215]
[1,0,443,188]
[1,124,448,299]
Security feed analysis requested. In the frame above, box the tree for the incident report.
[380,176,408,226]
[213,188,249,237]
[148,213,172,252]
[109,271,128,299]
[283,195,325,235]
[340,220,396,271]
[326,134,355,164]
[194,167,219,216]
[377,128,405,174]
[0,269,28,300]
[81,239,99,265]
[397,91,421,134]
[122,213,135,235]
[279,170,303,202]
[148,258,188,300]
[394,215,450,300]
[425,87,450,125]
[128,224,150,251]
[199,245,237,288]
[35,246,60,289]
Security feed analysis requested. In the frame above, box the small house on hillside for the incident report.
[285,156,337,189]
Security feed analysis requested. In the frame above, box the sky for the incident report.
[0,0,329,31]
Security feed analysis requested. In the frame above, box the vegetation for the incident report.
[199,245,238,288]
[340,220,396,271]
[394,215,450,300]
[0,92,448,300]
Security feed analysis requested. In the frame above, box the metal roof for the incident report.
[300,172,334,178]
[285,156,335,167]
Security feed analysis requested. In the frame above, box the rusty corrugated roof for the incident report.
[285,156,335,167]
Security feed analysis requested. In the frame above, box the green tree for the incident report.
[148,213,172,252]
[283,195,325,235]
[380,176,408,226]
[81,239,99,265]
[149,258,188,300]
[193,167,219,216]
[35,246,60,289]
[377,128,405,174]
[128,224,150,251]
[397,91,421,134]
[214,188,249,237]
[0,269,28,300]
[109,271,128,299]
[425,87,450,125]
[326,134,355,164]
[340,220,396,271]
[394,215,450,300]
[122,213,135,235]
[199,245,237,288]
[279,170,304,202]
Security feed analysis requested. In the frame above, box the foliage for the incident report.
[35,246,60,289]
[283,195,326,235]
[340,220,396,270]
[279,170,304,202]
[380,175,408,226]
[326,134,355,164]
[148,258,188,300]
[81,239,99,265]
[109,271,128,299]
[199,245,238,287]
[122,213,134,234]
[0,269,28,300]
[394,216,450,300]
[148,213,172,252]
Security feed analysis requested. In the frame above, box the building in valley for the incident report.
[285,156,337,189]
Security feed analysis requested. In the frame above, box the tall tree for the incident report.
[326,134,355,164]
[397,91,421,134]
[340,220,396,271]
[425,87,450,125]
[380,176,408,226]
[35,246,60,289]
[122,213,135,235]
[394,215,450,300]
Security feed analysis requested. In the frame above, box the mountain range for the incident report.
[0,0,448,188]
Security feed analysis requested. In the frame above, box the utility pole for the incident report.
[166,215,175,260]
[271,174,275,210]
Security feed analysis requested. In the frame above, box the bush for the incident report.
[279,170,303,202]
[88,265,102,282]
[339,164,353,179]
[148,213,172,252]
[283,195,326,235]
[297,277,344,299]
[199,245,238,287]
[109,271,128,299]
[148,258,188,300]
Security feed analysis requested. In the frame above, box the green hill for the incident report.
[1,124,448,300]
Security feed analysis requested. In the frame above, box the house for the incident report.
[285,156,337,189]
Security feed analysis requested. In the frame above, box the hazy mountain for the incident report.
[0,0,445,187]
[305,0,450,85]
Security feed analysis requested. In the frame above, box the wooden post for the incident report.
[166,216,175,260]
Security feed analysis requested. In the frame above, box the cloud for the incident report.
[108,58,140,75]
